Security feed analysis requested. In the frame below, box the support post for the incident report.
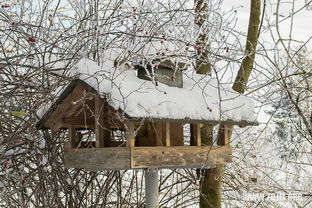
[190,124,201,146]
[126,121,135,147]
[68,125,76,148]
[165,122,170,147]
[145,168,159,208]
[95,95,110,147]
[218,125,232,146]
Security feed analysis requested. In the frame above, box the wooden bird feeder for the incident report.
[36,78,256,170]
[36,58,257,171]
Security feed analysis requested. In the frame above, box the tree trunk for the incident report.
[194,0,211,74]
[195,0,261,208]
[232,0,261,93]
[199,164,224,208]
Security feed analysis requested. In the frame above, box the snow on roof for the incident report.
[38,58,257,124]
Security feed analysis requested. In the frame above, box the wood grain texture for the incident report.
[64,143,130,169]
[131,145,232,169]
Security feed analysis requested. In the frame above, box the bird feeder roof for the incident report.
[37,58,257,128]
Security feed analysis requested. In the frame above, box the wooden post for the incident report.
[95,95,108,148]
[126,121,135,147]
[218,125,232,146]
[190,124,201,146]
[68,125,76,148]
[165,122,170,147]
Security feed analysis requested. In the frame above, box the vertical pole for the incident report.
[126,121,135,147]
[190,124,201,146]
[145,168,159,208]
[165,122,170,147]
[95,95,105,147]
[68,125,76,148]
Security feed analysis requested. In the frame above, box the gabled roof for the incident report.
[37,58,258,128]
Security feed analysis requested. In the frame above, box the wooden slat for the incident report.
[131,146,232,169]
[155,123,163,146]
[68,125,75,148]
[64,143,130,169]
[126,121,135,147]
[95,95,105,147]
[190,124,201,146]
[165,122,170,146]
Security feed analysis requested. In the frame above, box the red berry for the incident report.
[15,73,23,78]
[3,161,10,167]
[27,37,37,43]
[196,45,202,51]
[16,139,23,143]
[72,148,78,152]
[171,76,176,82]
[1,4,10,8]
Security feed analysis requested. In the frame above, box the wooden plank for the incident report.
[190,124,201,146]
[64,144,131,169]
[68,125,75,148]
[165,122,170,146]
[218,125,232,146]
[169,123,184,146]
[95,95,104,147]
[94,95,110,147]
[155,123,163,146]
[62,118,94,126]
[131,146,232,169]
[45,85,90,130]
[126,121,135,147]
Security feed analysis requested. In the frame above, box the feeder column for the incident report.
[145,168,159,208]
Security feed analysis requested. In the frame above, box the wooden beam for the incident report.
[64,143,130,169]
[165,122,170,146]
[218,125,232,146]
[190,124,201,146]
[45,85,89,130]
[95,95,110,147]
[155,123,163,146]
[62,118,94,126]
[131,146,232,169]
[50,119,63,132]
[126,121,135,147]
[68,125,76,148]
[63,143,232,170]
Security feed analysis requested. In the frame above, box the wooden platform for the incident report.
[64,142,232,170]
